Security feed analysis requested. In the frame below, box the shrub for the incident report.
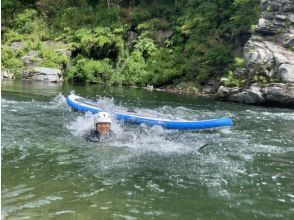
[65,57,114,83]
[147,48,184,86]
[52,5,120,31]
[14,9,38,34]
[1,46,24,77]
[234,57,245,68]
[38,47,69,69]
[131,7,152,26]
[224,71,245,87]
[205,45,231,66]
[69,27,124,60]
[134,37,158,59]
[118,50,149,86]
[2,30,26,44]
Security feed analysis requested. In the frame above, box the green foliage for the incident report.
[147,49,184,86]
[38,47,69,69]
[205,45,231,66]
[234,57,245,68]
[224,71,245,87]
[134,37,158,58]
[118,50,149,86]
[227,0,260,34]
[66,57,114,83]
[137,18,169,33]
[2,30,26,44]
[253,75,271,85]
[52,6,121,30]
[6,9,50,41]
[1,46,24,77]
[69,27,124,60]
[131,7,152,26]
[14,9,38,34]
[1,0,261,88]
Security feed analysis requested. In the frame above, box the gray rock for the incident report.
[234,68,249,78]
[22,67,63,83]
[216,86,240,100]
[289,13,294,23]
[54,48,72,57]
[263,83,294,106]
[243,85,265,104]
[1,69,14,80]
[256,18,277,34]
[203,80,220,94]
[278,64,294,82]
[244,40,274,76]
[127,31,139,43]
[43,41,72,57]
[216,84,294,107]
[21,50,42,67]
[244,40,294,77]
[282,32,294,48]
[275,14,287,21]
[218,0,294,108]
[153,30,173,45]
[10,42,24,51]
[217,85,265,104]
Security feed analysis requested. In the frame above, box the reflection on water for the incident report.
[2,81,294,219]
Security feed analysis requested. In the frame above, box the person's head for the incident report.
[94,112,112,134]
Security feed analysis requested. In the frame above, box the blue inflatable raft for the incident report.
[66,94,233,130]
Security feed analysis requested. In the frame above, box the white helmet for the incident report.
[94,112,112,127]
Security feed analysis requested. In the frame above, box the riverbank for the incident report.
[216,0,294,108]
[2,1,260,89]
[2,0,293,108]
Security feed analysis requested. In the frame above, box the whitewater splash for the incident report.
[65,93,211,153]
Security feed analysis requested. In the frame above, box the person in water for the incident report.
[85,112,113,142]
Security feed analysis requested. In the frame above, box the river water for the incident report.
[1,80,294,219]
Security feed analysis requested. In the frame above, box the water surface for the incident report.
[2,80,294,219]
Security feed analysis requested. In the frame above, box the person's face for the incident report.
[96,123,111,134]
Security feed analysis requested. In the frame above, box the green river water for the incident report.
[1,80,294,219]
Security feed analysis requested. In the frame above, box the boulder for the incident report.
[263,83,294,106]
[281,30,294,48]
[216,86,240,100]
[153,30,173,45]
[203,80,220,94]
[217,84,294,107]
[244,85,265,104]
[22,67,63,83]
[244,40,272,67]
[10,42,24,51]
[275,14,287,21]
[278,64,294,82]
[256,18,277,34]
[127,31,139,43]
[21,50,42,67]
[217,85,265,104]
[1,69,14,80]
[244,40,294,78]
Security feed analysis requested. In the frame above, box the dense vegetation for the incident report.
[1,0,260,90]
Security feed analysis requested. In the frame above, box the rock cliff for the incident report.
[217,0,294,108]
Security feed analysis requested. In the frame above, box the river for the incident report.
[1,80,294,219]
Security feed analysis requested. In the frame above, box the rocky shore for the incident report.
[2,0,293,108]
[216,0,294,108]
[1,41,71,83]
